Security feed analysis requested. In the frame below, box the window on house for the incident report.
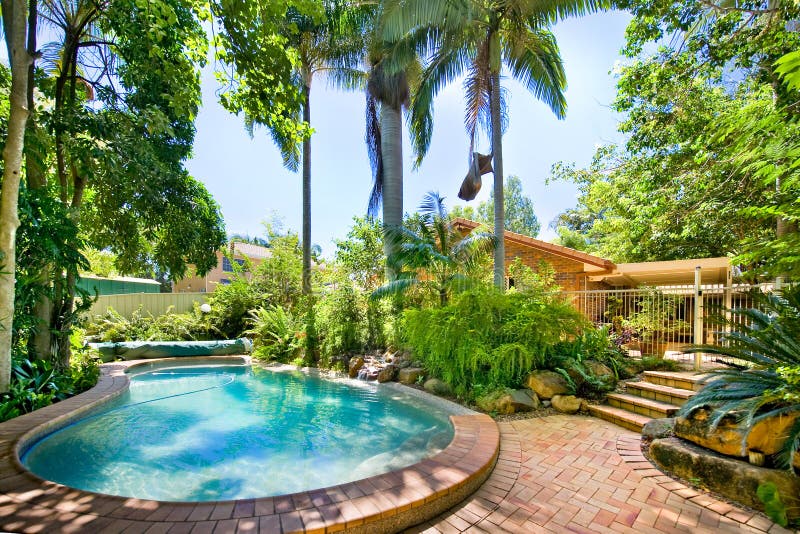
[222,257,246,272]
[219,278,230,285]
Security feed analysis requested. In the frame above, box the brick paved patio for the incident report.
[413,416,794,534]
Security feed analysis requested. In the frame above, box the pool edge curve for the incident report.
[0,357,499,533]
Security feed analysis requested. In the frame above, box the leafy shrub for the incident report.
[317,283,365,360]
[547,326,636,397]
[85,305,216,342]
[403,288,586,398]
[245,306,303,362]
[680,286,800,471]
[0,349,100,423]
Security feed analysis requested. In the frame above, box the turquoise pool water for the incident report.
[21,364,454,502]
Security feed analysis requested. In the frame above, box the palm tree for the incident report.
[262,1,364,295]
[383,0,607,288]
[372,191,494,305]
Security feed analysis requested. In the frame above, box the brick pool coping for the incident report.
[0,357,499,533]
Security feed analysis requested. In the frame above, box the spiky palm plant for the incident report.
[372,191,495,306]
[680,285,800,471]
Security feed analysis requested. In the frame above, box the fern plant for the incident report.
[680,286,800,471]
[245,306,302,362]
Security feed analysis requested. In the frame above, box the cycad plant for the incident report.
[680,286,800,471]
[372,191,494,306]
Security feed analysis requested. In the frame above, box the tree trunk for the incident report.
[380,103,403,280]
[490,69,505,289]
[25,0,52,361]
[302,83,312,295]
[0,0,31,392]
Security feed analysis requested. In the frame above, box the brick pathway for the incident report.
[411,415,794,534]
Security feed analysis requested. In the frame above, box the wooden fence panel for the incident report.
[83,293,207,319]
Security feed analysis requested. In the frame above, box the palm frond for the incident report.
[366,93,383,216]
[678,285,800,470]
[370,276,419,301]
[501,27,567,119]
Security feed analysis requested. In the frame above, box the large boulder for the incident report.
[509,389,540,411]
[747,413,800,459]
[475,390,515,415]
[423,378,452,396]
[475,389,539,415]
[348,356,365,378]
[674,408,748,457]
[526,370,570,399]
[376,364,397,383]
[642,417,676,440]
[398,367,424,385]
[551,394,583,414]
[650,437,800,520]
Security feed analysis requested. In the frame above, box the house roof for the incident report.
[452,218,616,270]
[230,242,272,260]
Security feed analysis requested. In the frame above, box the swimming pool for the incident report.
[21,362,455,502]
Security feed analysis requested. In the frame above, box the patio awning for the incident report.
[587,257,732,287]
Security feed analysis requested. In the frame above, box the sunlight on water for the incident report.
[21,365,454,501]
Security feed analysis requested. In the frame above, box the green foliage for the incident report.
[317,283,364,359]
[506,258,560,294]
[206,230,304,338]
[757,482,789,527]
[209,0,320,151]
[547,327,629,398]
[85,306,216,342]
[245,306,303,362]
[680,285,800,471]
[550,0,800,277]
[637,356,681,373]
[333,216,385,290]
[451,176,541,238]
[0,351,100,423]
[402,288,586,398]
[373,191,494,306]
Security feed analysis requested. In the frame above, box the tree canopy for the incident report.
[550,0,800,278]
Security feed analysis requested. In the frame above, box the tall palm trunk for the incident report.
[302,82,312,295]
[489,69,505,288]
[0,0,31,391]
[380,103,403,280]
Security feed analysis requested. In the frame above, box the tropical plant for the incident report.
[245,306,303,362]
[372,191,494,306]
[403,288,586,398]
[0,349,99,422]
[680,286,800,471]
[383,0,606,287]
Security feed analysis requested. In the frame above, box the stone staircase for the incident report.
[588,371,706,432]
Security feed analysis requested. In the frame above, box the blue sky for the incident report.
[186,10,633,257]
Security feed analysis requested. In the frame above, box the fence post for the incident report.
[693,266,704,371]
